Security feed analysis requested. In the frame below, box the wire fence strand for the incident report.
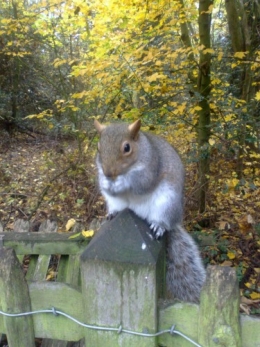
[0,307,202,347]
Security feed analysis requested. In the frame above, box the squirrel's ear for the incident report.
[94,119,106,134]
[128,119,141,139]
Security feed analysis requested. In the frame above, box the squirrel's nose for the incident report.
[103,168,117,180]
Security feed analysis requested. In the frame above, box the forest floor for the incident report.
[0,133,101,231]
[0,132,259,315]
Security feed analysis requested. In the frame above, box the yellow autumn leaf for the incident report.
[146,73,158,82]
[177,104,186,113]
[55,99,65,104]
[82,229,94,238]
[147,73,165,82]
[206,4,214,13]
[255,91,260,101]
[234,51,247,59]
[224,114,234,122]
[217,51,223,61]
[211,78,221,85]
[227,251,236,260]
[209,138,215,146]
[53,58,67,68]
[71,91,86,99]
[201,4,213,14]
[66,218,76,232]
[84,143,89,153]
[71,106,80,111]
[203,48,214,54]
[25,114,37,119]
[1,18,12,24]
[68,232,82,239]
[232,178,239,187]
[250,292,260,300]
[46,271,56,281]
[221,260,232,267]
[193,106,202,111]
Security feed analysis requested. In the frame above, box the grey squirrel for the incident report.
[94,118,206,303]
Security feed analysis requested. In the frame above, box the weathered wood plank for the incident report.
[29,282,84,341]
[241,315,260,347]
[33,255,51,281]
[42,254,82,347]
[0,232,87,255]
[66,255,80,286]
[158,299,260,347]
[56,255,69,282]
[0,318,3,335]
[0,246,259,347]
[0,247,35,346]
[14,218,30,232]
[158,301,199,347]
[198,265,241,347]
[56,255,80,287]
[41,338,81,347]
[81,210,164,347]
[26,255,39,281]
[54,254,82,346]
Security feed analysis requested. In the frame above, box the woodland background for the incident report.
[0,0,259,311]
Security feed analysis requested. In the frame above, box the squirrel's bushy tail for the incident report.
[166,225,206,303]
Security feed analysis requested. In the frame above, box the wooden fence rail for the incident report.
[0,209,259,347]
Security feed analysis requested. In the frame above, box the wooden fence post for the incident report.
[80,209,165,347]
[198,265,242,347]
[0,247,35,347]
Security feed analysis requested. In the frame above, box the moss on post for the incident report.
[0,247,35,346]
[198,265,241,347]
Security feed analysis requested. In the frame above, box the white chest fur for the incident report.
[99,172,178,231]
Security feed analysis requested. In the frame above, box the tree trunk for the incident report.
[179,0,197,85]
[225,0,259,177]
[197,0,213,213]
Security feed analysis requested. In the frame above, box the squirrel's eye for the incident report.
[121,141,132,155]
[123,143,131,153]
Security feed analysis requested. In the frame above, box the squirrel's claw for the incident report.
[149,223,166,239]
[107,212,118,221]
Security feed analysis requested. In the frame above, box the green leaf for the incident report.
[68,232,81,239]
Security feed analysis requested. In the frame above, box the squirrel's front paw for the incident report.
[149,223,166,239]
